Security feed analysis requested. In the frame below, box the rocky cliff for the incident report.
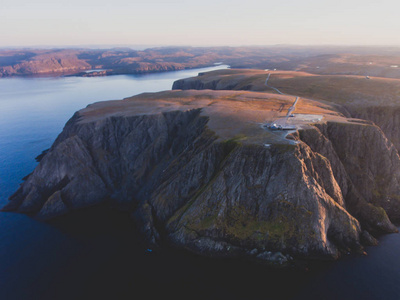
[347,106,400,152]
[4,90,400,265]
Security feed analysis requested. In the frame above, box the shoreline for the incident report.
[0,64,229,79]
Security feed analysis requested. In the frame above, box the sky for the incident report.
[1,0,399,47]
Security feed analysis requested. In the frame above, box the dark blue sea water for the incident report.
[1,66,400,300]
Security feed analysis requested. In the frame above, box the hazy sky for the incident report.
[1,0,399,47]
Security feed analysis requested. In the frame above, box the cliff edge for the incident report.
[4,90,400,265]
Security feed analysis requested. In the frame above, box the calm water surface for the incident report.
[1,66,400,300]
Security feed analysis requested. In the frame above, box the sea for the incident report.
[1,66,400,300]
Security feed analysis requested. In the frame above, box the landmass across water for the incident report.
[2,46,400,79]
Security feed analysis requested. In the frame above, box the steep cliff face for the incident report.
[172,70,267,91]
[172,73,248,91]
[297,123,400,234]
[165,142,363,260]
[173,77,223,90]
[5,90,400,265]
[347,106,400,152]
[6,109,210,218]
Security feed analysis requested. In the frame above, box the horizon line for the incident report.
[2,43,400,50]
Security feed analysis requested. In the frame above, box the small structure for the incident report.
[268,123,282,130]
[267,123,296,131]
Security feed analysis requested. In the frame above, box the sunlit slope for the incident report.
[173,69,400,149]
[174,68,400,107]
[81,89,344,145]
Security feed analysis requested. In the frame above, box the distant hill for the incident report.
[1,46,400,78]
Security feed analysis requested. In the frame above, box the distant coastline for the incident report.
[2,45,400,79]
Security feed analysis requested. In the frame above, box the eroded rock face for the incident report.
[4,92,400,265]
[349,106,400,152]
[298,124,400,234]
[165,142,362,260]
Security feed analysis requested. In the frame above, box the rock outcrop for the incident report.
[348,106,400,152]
[4,90,400,265]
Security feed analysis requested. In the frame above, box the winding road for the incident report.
[266,72,300,130]
[265,73,284,95]
[287,97,299,116]
[265,72,299,116]
[265,72,323,132]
